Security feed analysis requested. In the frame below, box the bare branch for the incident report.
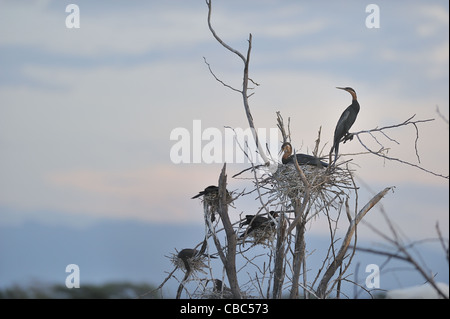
[436,222,449,264]
[352,114,434,135]
[205,0,270,165]
[350,115,448,179]
[203,57,242,93]
[316,186,393,298]
[436,105,449,125]
[356,134,448,179]
[217,163,241,298]
[277,111,290,144]
[357,209,449,299]
[205,0,246,63]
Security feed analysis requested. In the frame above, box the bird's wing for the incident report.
[240,215,254,226]
[335,109,350,134]
[334,108,352,145]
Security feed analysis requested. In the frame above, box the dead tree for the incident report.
[153,0,448,299]
[213,164,241,298]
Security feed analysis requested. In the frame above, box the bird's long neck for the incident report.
[349,90,357,101]
[282,148,292,164]
[352,99,360,112]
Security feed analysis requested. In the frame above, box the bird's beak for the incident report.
[336,87,345,90]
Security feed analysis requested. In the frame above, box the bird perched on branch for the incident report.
[191,185,232,222]
[280,142,328,167]
[239,211,278,238]
[191,185,220,199]
[191,185,231,200]
[331,87,360,165]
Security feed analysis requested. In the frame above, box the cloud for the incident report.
[44,164,223,223]
[287,41,363,62]
[414,4,449,37]
[0,1,209,57]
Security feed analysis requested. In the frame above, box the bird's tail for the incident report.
[332,141,339,165]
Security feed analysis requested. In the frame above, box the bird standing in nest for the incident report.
[239,211,278,238]
[280,142,328,167]
[331,87,360,165]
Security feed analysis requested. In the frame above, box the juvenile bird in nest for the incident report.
[280,142,328,167]
[239,211,278,238]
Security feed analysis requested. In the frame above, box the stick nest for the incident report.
[193,280,250,299]
[201,192,234,219]
[266,164,354,211]
[170,252,208,274]
[240,223,277,246]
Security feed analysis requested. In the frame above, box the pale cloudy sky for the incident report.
[0,0,448,244]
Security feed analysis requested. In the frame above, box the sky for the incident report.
[0,0,448,295]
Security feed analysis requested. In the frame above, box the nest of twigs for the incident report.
[274,164,328,197]
[240,223,277,246]
[198,286,235,299]
[201,191,235,222]
[267,163,354,212]
[193,280,250,299]
[170,252,208,274]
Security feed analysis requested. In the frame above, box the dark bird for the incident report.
[191,185,231,200]
[331,87,360,165]
[191,185,220,199]
[212,279,226,292]
[191,185,232,222]
[240,211,278,238]
[177,248,217,271]
[280,142,328,167]
[212,279,233,295]
[176,247,217,298]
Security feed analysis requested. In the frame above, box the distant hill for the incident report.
[1,219,448,298]
[0,220,204,297]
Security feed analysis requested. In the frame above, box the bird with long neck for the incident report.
[331,87,360,165]
[280,142,328,167]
